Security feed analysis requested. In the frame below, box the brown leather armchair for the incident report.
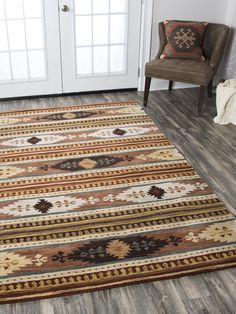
[143,22,230,114]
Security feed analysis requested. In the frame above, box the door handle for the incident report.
[62,5,70,12]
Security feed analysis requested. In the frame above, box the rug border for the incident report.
[0,262,235,305]
[0,100,139,115]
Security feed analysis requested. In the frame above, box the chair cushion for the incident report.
[160,20,208,61]
[145,59,214,86]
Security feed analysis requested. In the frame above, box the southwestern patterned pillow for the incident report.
[160,20,208,61]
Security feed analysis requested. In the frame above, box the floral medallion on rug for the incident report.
[0,101,235,304]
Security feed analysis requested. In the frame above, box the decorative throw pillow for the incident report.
[160,20,208,61]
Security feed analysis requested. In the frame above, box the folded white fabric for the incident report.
[214,79,236,125]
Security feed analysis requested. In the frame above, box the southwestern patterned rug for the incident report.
[0,101,236,304]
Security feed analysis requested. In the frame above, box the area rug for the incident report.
[0,101,235,304]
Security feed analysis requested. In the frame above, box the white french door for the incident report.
[0,0,62,98]
[60,0,142,92]
[0,0,142,98]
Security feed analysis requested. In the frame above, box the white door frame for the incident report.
[59,0,142,93]
[138,0,153,92]
[0,0,153,98]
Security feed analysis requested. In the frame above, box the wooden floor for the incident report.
[0,88,236,314]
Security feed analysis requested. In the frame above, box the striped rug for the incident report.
[0,101,235,304]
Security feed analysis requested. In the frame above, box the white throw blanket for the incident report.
[214,79,236,126]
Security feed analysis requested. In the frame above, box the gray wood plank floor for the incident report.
[0,88,235,314]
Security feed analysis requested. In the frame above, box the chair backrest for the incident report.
[157,21,230,73]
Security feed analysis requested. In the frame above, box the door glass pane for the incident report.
[0,22,8,51]
[25,19,44,49]
[110,0,127,13]
[75,0,91,15]
[75,16,92,46]
[110,15,126,44]
[74,0,128,77]
[93,15,108,45]
[11,51,28,80]
[76,47,92,75]
[0,0,47,83]
[110,46,125,73]
[5,0,24,19]
[93,0,109,14]
[0,0,4,19]
[8,20,26,50]
[23,0,42,18]
[0,53,11,81]
[28,50,45,79]
[94,46,108,74]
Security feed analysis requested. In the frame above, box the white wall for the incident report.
[150,0,230,90]
[220,0,236,79]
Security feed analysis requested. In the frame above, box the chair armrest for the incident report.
[203,24,230,72]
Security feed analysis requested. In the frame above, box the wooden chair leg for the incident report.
[168,80,173,91]
[208,80,213,97]
[198,86,207,116]
[143,76,151,107]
